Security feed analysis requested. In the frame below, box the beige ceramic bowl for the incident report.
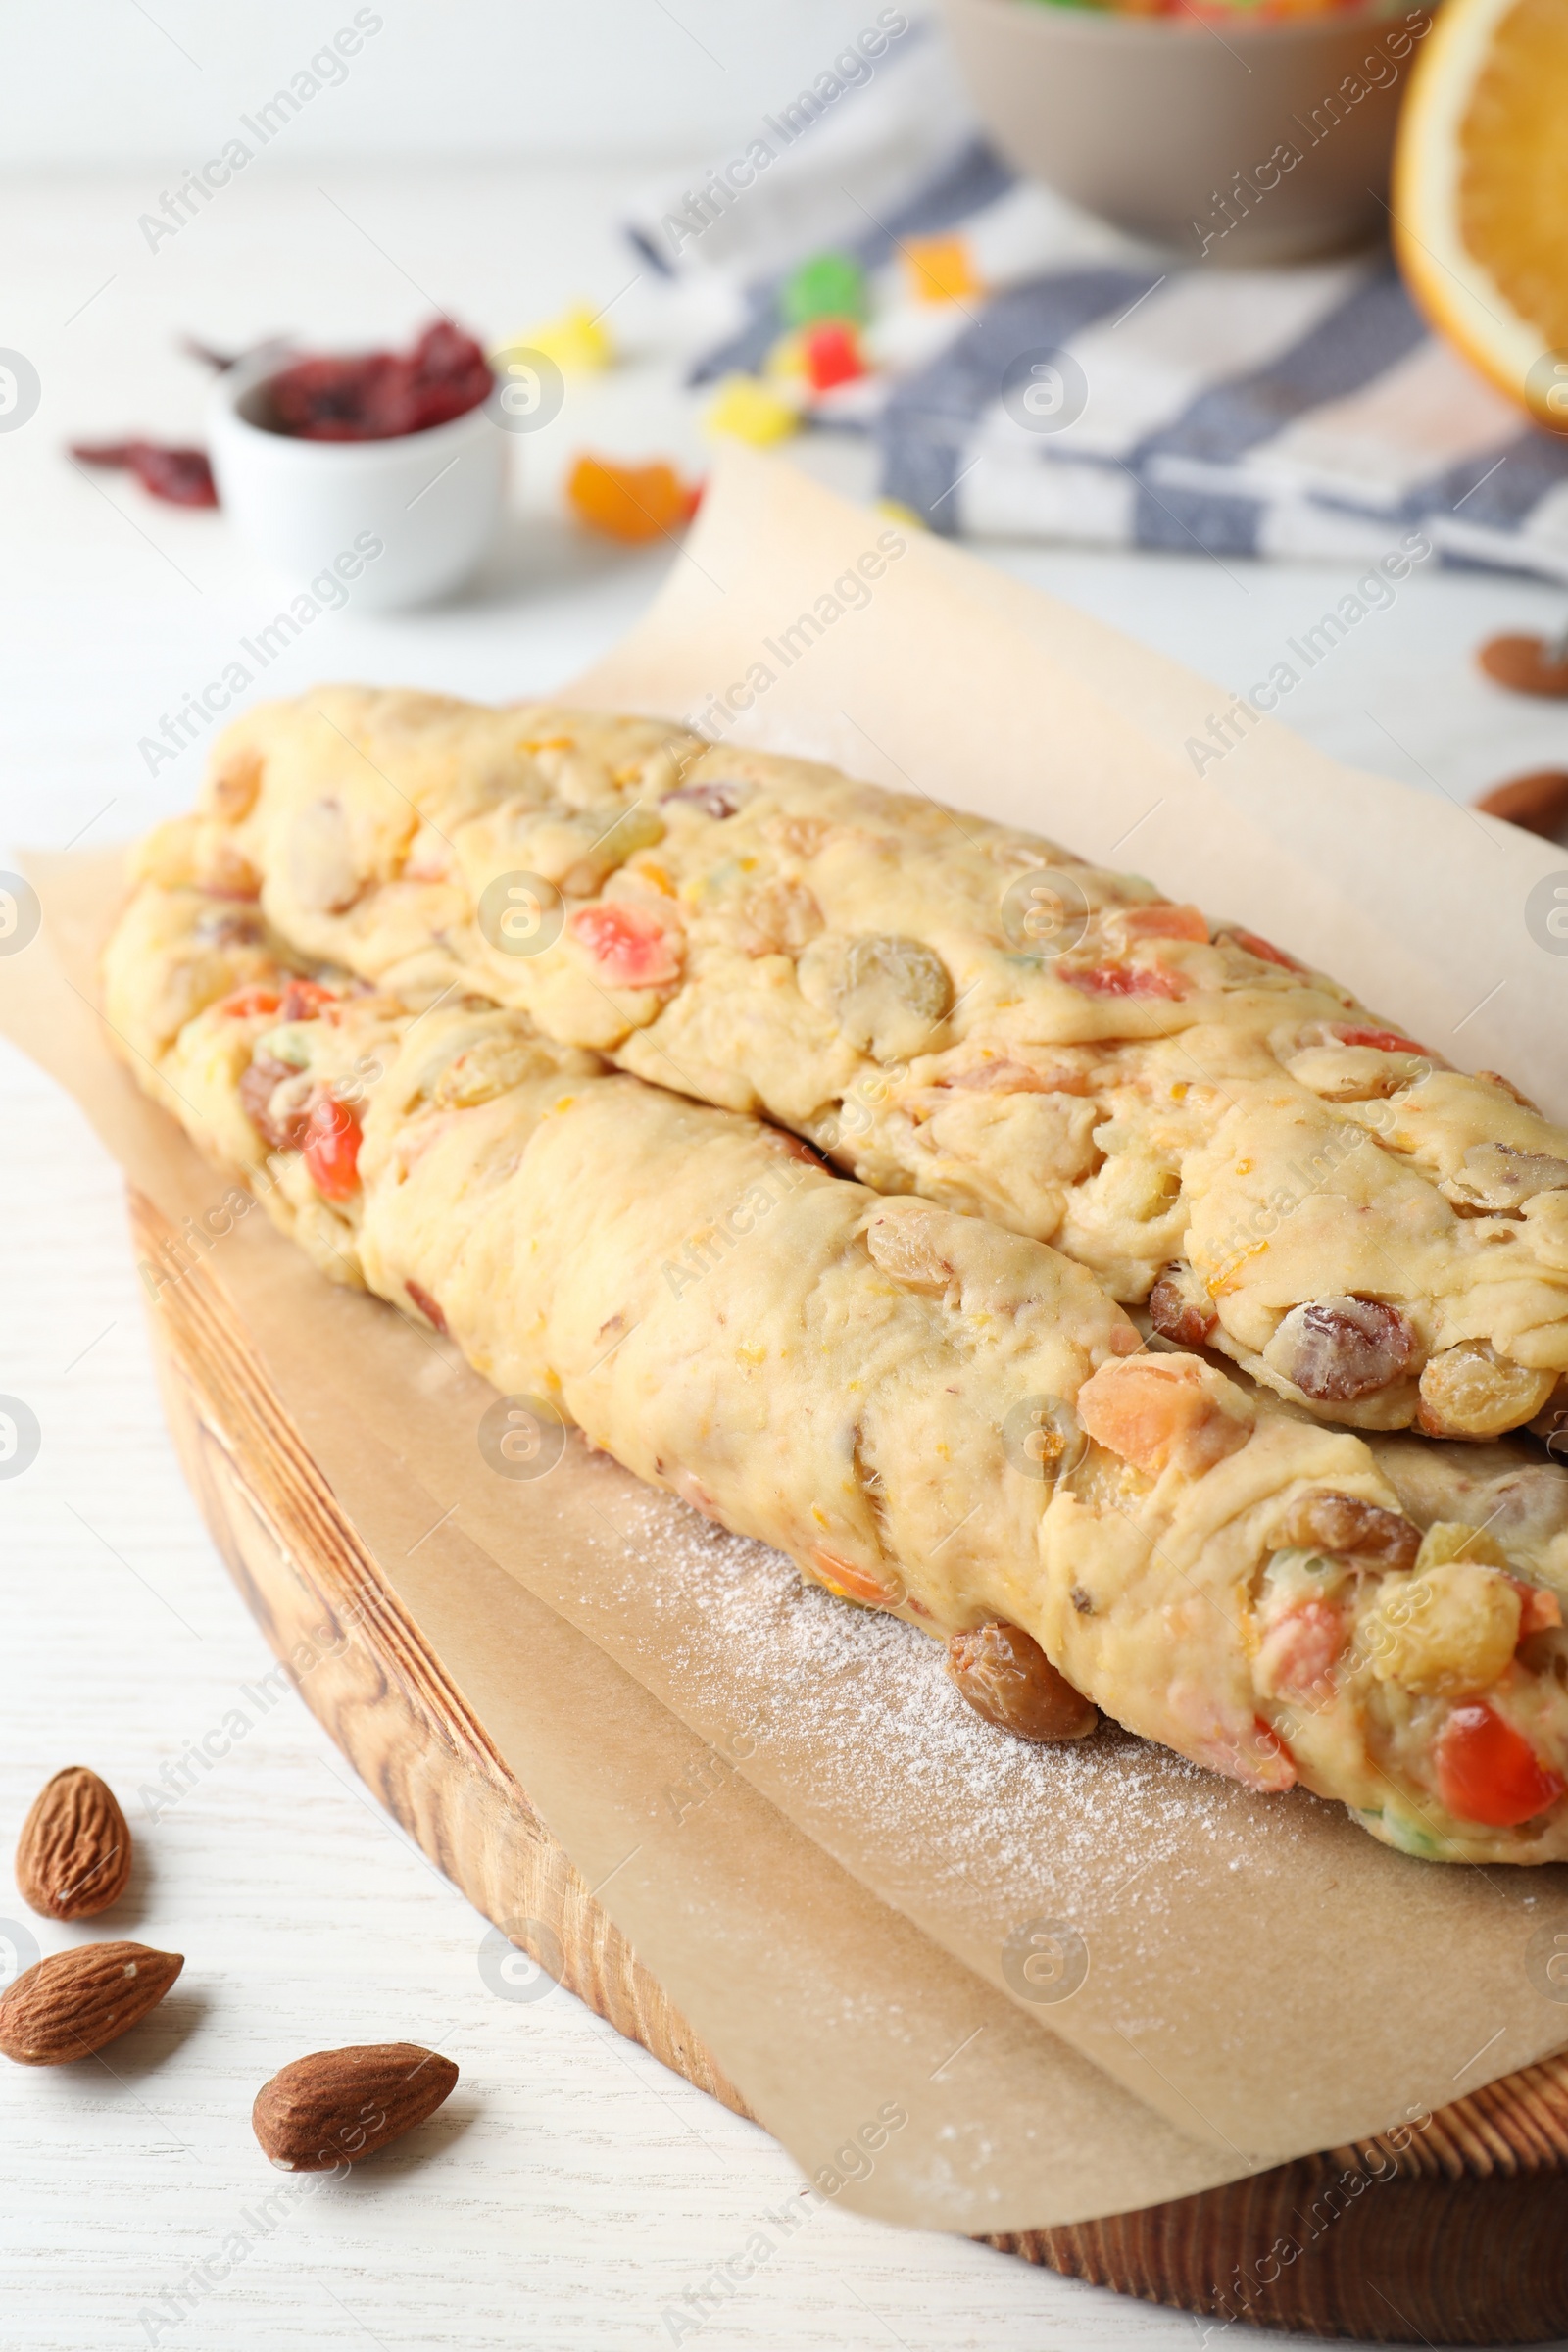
[938,0,1434,264]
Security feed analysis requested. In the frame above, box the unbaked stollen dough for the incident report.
[135,687,1568,1444]
[101,871,1568,1866]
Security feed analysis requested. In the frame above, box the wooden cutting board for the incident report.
[131,1185,1568,2346]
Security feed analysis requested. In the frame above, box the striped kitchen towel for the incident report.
[629,27,1568,583]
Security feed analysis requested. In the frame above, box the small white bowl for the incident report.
[207,350,506,611]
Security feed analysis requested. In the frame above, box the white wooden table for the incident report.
[3,161,1564,2352]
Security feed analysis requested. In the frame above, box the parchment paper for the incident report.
[1,854,1240,2232]
[8,452,1568,2226]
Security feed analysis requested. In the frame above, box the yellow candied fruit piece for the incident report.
[874,497,926,532]
[1415,1521,1511,1573]
[704,373,800,446]
[1364,1557,1521,1694]
[504,303,614,374]
[764,329,810,383]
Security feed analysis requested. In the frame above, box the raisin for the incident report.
[1272,1296,1417,1402]
[661,781,753,820]
[405,1279,447,1333]
[1149,1268,1216,1348]
[1417,1345,1558,1440]
[1455,1142,1568,1210]
[1279,1491,1421,1571]
[946,1622,1098,1742]
[239,1054,312,1152]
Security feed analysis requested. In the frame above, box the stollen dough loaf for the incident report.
[135,687,1568,1442]
[103,873,1568,1865]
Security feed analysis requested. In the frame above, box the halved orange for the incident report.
[1393,0,1568,432]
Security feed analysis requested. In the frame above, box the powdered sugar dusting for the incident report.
[548,1461,1335,2046]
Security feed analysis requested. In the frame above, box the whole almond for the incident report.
[253,2042,459,2171]
[16,1766,133,1920]
[1478,632,1568,698]
[0,1941,183,2066]
[1474,768,1568,842]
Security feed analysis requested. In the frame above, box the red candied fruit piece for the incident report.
[302,1094,362,1201]
[1115,903,1209,944]
[221,987,282,1019]
[1227,926,1305,972]
[269,321,493,442]
[1333,1022,1428,1055]
[567,901,682,986]
[1435,1703,1564,1828]
[1064,962,1189,1001]
[278,978,338,1021]
[802,321,866,393]
[1264,1600,1346,1703]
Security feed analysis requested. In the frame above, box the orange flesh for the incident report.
[1457,0,1568,350]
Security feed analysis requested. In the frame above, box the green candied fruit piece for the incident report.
[1365,1804,1446,1859]
[256,1022,315,1069]
[782,252,868,328]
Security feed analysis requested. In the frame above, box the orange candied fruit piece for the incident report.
[566,454,703,543]
[902,233,981,305]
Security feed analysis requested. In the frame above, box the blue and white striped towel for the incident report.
[627,29,1568,583]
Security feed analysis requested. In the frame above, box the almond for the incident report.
[1477,633,1568,698]
[252,2042,459,2172]
[16,1766,133,1920]
[1473,768,1568,842]
[0,1941,183,2066]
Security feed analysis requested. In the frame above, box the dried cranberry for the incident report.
[1274,1295,1418,1403]
[267,320,492,442]
[72,440,218,507]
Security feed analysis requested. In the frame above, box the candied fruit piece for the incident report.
[781,251,868,328]
[510,303,614,374]
[801,320,866,392]
[704,374,799,446]
[903,234,981,305]
[566,455,702,542]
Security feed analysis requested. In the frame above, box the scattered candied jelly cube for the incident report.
[703,374,800,446]
[801,321,866,393]
[902,234,981,305]
[510,303,614,374]
[781,251,869,328]
[566,454,702,541]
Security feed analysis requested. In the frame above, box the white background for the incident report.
[0,1,903,167]
[3,7,1568,2347]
